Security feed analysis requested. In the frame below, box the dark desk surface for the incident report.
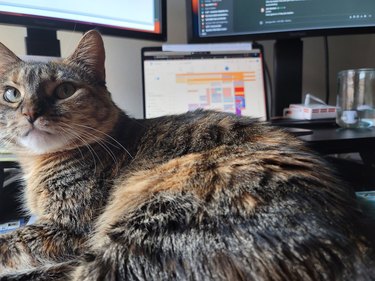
[298,126,375,155]
[289,125,375,189]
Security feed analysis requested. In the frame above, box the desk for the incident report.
[291,126,375,190]
[299,126,375,156]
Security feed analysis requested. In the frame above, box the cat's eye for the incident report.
[55,83,76,99]
[3,87,22,103]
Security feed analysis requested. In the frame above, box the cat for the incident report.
[0,30,374,281]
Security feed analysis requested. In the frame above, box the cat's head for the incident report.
[0,30,120,155]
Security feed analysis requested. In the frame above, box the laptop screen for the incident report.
[142,48,268,120]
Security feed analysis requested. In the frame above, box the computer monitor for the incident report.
[0,0,167,56]
[186,0,375,116]
[142,47,268,120]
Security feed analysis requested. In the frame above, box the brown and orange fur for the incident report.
[0,31,374,280]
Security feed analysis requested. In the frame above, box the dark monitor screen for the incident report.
[188,0,375,42]
[0,0,166,41]
[187,0,375,117]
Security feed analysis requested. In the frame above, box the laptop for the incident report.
[141,47,269,120]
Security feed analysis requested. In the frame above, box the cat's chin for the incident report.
[19,128,69,155]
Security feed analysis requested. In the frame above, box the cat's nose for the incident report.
[22,107,40,124]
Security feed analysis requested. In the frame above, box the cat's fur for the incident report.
[0,30,374,281]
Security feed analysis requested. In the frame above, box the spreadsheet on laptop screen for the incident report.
[142,49,267,120]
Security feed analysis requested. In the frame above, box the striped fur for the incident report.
[0,31,374,280]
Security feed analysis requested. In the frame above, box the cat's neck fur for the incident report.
[16,112,146,224]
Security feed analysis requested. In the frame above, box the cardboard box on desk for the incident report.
[284,104,337,120]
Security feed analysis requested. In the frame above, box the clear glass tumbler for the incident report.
[336,68,375,128]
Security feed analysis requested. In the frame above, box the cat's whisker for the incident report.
[58,125,100,173]
[95,139,120,167]
[72,123,134,159]
[71,128,120,166]
[58,123,117,172]
[56,127,88,170]
[59,122,130,172]
[0,137,11,148]
[0,135,23,154]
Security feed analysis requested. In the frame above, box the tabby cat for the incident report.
[0,30,374,281]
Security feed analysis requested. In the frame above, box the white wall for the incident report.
[1,1,375,118]
[301,34,375,106]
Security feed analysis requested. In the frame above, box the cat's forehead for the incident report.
[7,61,80,85]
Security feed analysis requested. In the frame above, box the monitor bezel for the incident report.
[0,0,167,41]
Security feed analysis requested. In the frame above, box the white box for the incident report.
[285,104,336,120]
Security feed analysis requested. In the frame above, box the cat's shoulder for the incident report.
[135,110,296,156]
[143,109,261,131]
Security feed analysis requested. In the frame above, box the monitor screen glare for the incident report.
[0,0,163,36]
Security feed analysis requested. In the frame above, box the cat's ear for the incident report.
[65,30,106,81]
[0,42,22,76]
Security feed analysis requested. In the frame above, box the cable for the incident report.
[253,41,273,118]
[264,59,273,118]
[324,36,330,104]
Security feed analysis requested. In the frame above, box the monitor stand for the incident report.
[272,38,303,117]
[25,28,61,57]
